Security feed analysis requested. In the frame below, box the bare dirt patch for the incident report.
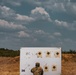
[0,54,76,75]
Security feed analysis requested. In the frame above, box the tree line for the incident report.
[0,48,76,57]
[0,48,20,57]
[62,49,76,54]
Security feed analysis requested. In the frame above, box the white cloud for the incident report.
[54,19,76,30]
[1,6,10,10]
[69,21,76,30]
[53,32,61,36]
[49,35,55,39]
[18,31,30,38]
[66,3,76,15]
[0,6,52,27]
[25,0,66,12]
[0,6,15,17]
[35,30,46,34]
[8,1,21,6]
[0,19,25,29]
[0,5,35,24]
[16,14,34,22]
[31,7,49,15]
[52,3,66,12]
[1,0,76,15]
[2,0,22,6]
[55,20,68,27]
[15,7,52,24]
[31,7,52,22]
[25,0,76,16]
[25,0,76,17]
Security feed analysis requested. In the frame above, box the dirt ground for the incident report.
[0,54,76,75]
[62,54,76,75]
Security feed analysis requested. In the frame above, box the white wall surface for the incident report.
[20,47,61,75]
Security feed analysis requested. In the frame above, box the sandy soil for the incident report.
[62,54,76,75]
[0,54,76,75]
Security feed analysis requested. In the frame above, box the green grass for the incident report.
[0,48,20,57]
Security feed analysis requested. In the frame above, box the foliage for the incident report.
[62,49,76,54]
[0,48,20,57]
[0,48,76,57]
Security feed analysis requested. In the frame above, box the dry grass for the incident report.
[62,54,76,75]
[0,56,19,75]
[0,54,76,75]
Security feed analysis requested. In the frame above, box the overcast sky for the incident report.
[0,0,76,50]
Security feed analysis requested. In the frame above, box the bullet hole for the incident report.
[45,66,48,69]
[46,51,51,57]
[37,51,42,58]
[56,52,59,55]
[38,52,41,55]
[52,65,57,71]
[44,66,49,72]
[53,66,56,69]
[47,52,50,55]
[54,51,60,58]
